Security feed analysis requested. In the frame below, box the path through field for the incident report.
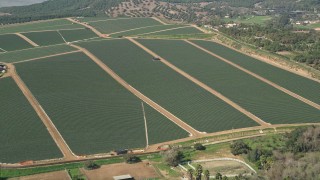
[8,64,77,161]
[66,18,107,38]
[151,17,167,25]
[185,40,320,110]
[69,43,201,137]
[15,33,39,47]
[127,38,270,127]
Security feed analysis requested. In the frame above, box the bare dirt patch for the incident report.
[195,160,250,176]
[9,170,70,180]
[81,161,159,180]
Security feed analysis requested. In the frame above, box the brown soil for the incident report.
[70,43,200,137]
[9,170,70,180]
[8,64,77,161]
[66,18,107,38]
[186,40,320,110]
[81,161,158,180]
[127,37,270,127]
[15,33,39,47]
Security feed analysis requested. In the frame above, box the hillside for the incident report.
[0,0,47,8]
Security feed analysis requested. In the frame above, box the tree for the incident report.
[215,172,222,180]
[230,141,250,155]
[161,147,184,167]
[194,143,206,150]
[124,154,141,164]
[195,164,203,180]
[204,170,210,180]
[187,168,194,180]
[84,160,100,170]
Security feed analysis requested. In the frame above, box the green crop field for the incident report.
[0,19,83,35]
[77,39,258,133]
[143,26,203,36]
[191,40,320,105]
[0,77,62,163]
[89,17,162,34]
[109,24,189,37]
[0,34,33,51]
[15,52,188,155]
[22,31,65,46]
[138,39,320,125]
[0,44,76,63]
[77,17,130,22]
[59,28,98,42]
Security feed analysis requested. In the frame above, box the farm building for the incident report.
[113,174,134,180]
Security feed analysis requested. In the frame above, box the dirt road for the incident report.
[127,38,269,127]
[15,33,39,47]
[66,18,107,38]
[8,64,77,161]
[186,40,320,110]
[69,44,200,137]
[151,17,167,25]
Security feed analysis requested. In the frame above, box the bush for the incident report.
[84,160,100,170]
[230,140,250,155]
[194,143,206,150]
[161,147,184,167]
[124,154,141,164]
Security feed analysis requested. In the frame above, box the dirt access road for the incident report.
[69,43,200,137]
[66,18,107,38]
[186,40,320,110]
[15,33,39,47]
[8,64,77,161]
[127,37,270,127]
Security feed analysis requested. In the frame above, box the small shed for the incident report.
[113,174,134,180]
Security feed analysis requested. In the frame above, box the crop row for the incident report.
[137,39,320,125]
[191,40,320,105]
[77,39,258,133]
[0,34,33,51]
[15,52,187,155]
[0,77,62,163]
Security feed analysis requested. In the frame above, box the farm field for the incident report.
[77,16,131,22]
[0,19,83,35]
[59,28,98,42]
[191,40,320,105]
[89,17,162,34]
[137,39,320,125]
[77,39,258,133]
[22,31,65,46]
[0,34,33,51]
[109,24,189,37]
[15,52,188,155]
[0,77,62,163]
[143,26,203,36]
[0,44,76,63]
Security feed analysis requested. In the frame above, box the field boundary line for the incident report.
[85,17,137,23]
[127,38,270,127]
[69,43,200,137]
[57,30,67,43]
[186,40,320,110]
[204,39,320,83]
[0,28,86,36]
[108,24,168,35]
[0,48,7,52]
[134,26,191,36]
[151,17,167,25]
[66,18,107,38]
[191,25,207,33]
[15,33,39,47]
[142,102,149,148]
[8,64,77,161]
[13,50,81,64]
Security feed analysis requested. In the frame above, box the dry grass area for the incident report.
[195,161,250,176]
[9,170,70,180]
[81,161,159,180]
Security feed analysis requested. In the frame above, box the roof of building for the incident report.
[113,174,133,180]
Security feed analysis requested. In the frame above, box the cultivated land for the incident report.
[191,40,320,105]
[0,19,83,35]
[0,34,33,51]
[77,39,258,133]
[88,17,162,34]
[137,39,320,125]
[0,77,62,163]
[0,44,77,63]
[15,52,188,155]
[22,31,65,46]
[59,28,98,42]
[142,26,203,36]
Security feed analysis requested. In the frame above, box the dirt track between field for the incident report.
[13,50,81,64]
[151,17,167,25]
[69,43,200,137]
[66,18,107,38]
[186,40,320,110]
[135,26,194,36]
[8,64,77,161]
[127,38,270,127]
[15,33,39,47]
